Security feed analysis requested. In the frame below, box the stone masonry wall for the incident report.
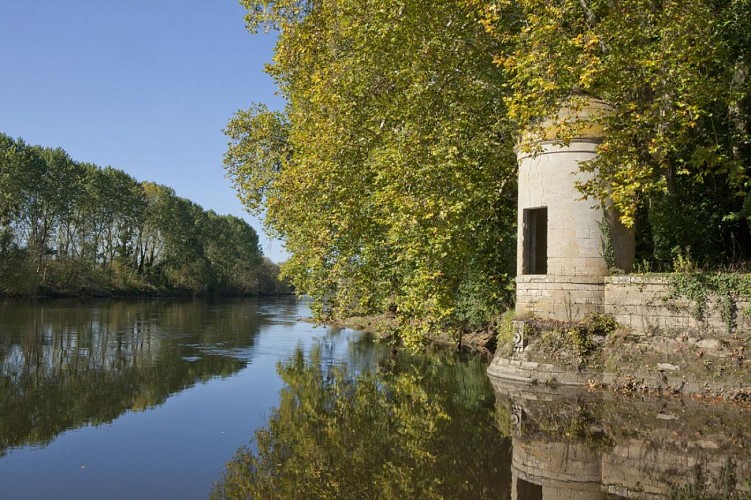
[516,274,750,336]
[516,275,604,321]
[517,141,609,279]
[604,275,751,336]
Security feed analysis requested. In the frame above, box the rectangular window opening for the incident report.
[523,207,548,275]
[516,478,543,500]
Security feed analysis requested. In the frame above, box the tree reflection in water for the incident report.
[0,298,264,456]
[214,346,511,499]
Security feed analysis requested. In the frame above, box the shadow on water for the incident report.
[0,297,278,456]
[213,346,512,500]
[490,377,751,499]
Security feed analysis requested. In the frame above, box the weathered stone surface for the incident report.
[516,100,635,321]
[511,98,750,402]
[696,339,722,351]
[656,413,679,420]
[656,363,680,371]
[489,312,750,397]
[599,276,751,337]
[513,98,749,337]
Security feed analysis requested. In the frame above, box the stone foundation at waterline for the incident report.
[503,98,751,396]
[490,273,751,396]
[516,274,751,336]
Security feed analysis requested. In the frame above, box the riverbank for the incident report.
[326,313,497,358]
[489,315,751,402]
[0,283,296,300]
[1,284,177,299]
[323,310,751,401]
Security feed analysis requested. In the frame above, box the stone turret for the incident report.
[515,97,634,320]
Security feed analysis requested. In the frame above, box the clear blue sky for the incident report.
[0,0,288,262]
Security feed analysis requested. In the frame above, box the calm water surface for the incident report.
[491,378,751,499]
[2,298,750,499]
[0,297,507,499]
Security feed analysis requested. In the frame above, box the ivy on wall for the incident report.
[668,272,751,335]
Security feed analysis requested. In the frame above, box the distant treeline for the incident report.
[0,133,288,297]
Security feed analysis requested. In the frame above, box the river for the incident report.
[0,298,749,499]
[0,297,506,499]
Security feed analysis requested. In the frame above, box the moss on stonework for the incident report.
[518,313,619,370]
[504,314,751,398]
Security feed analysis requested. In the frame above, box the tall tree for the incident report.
[228,0,518,344]
[1,135,276,297]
